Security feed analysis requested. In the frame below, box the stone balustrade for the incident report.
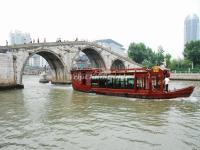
[171,73,200,81]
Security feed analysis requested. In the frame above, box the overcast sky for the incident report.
[0,0,199,58]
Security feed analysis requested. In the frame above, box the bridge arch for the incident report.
[111,59,125,69]
[20,49,67,84]
[73,46,106,69]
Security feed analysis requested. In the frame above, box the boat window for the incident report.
[91,76,99,87]
[135,76,149,90]
[91,75,135,89]
[107,75,114,88]
[136,78,143,89]
[115,76,122,88]
[151,76,161,90]
[120,76,126,88]
[126,77,134,89]
[99,76,107,88]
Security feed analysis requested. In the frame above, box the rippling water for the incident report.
[0,75,200,150]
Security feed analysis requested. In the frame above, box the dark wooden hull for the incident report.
[72,80,195,99]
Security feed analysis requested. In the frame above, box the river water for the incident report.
[0,75,200,150]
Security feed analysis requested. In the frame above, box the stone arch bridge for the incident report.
[0,41,142,86]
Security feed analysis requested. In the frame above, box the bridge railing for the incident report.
[170,72,200,81]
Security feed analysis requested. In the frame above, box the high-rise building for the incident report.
[9,30,32,45]
[27,54,47,67]
[184,14,199,45]
[9,30,47,67]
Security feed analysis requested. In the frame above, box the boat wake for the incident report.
[179,96,199,103]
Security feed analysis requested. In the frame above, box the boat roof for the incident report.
[71,66,169,74]
[71,68,101,72]
[71,67,148,72]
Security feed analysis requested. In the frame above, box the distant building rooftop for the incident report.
[95,39,126,56]
[95,39,124,47]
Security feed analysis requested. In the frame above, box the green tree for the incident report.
[128,42,153,64]
[169,58,193,72]
[142,59,152,68]
[165,53,171,68]
[128,42,169,68]
[155,46,165,66]
[184,40,200,67]
[128,43,150,64]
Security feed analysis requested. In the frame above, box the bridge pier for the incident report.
[50,68,66,84]
[0,53,24,90]
[50,73,70,84]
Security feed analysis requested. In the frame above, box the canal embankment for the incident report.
[170,73,200,81]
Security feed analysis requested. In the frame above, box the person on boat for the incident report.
[164,77,170,92]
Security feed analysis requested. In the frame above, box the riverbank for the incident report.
[170,73,200,81]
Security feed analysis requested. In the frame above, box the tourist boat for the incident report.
[71,66,195,99]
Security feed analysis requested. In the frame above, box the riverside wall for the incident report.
[170,73,200,81]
